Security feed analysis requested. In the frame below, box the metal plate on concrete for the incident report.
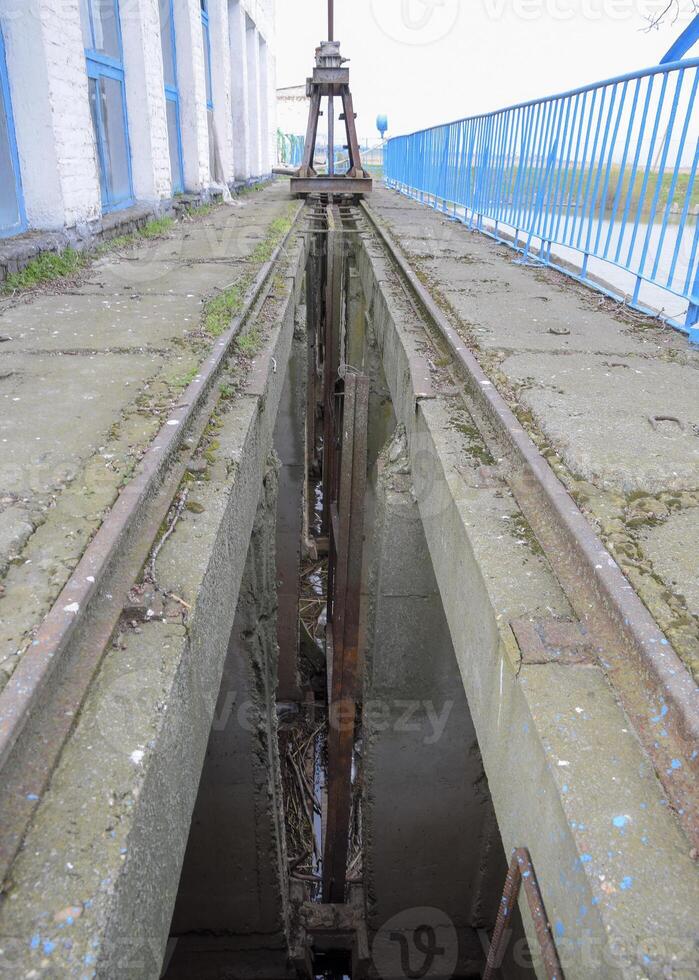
[510,617,597,665]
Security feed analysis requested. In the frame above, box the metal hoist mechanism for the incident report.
[290,0,372,199]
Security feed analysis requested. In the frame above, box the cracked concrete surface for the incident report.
[356,222,699,979]
[369,186,699,681]
[0,180,294,692]
[0,220,304,980]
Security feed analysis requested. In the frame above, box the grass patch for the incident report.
[184,202,217,219]
[2,248,87,292]
[236,326,262,356]
[168,365,199,389]
[238,182,266,196]
[203,281,249,336]
[201,204,296,336]
[139,216,174,238]
[100,233,136,253]
[249,208,296,263]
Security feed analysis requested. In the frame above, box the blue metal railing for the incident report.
[385,58,699,341]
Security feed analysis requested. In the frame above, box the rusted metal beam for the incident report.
[291,176,373,197]
[483,848,564,980]
[321,206,341,537]
[323,371,369,904]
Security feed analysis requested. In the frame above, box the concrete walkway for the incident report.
[0,180,294,692]
[370,187,699,683]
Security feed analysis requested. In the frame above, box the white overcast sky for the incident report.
[274,0,698,139]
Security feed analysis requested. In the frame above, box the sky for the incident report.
[274,0,698,140]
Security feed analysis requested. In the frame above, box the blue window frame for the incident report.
[200,0,213,111]
[200,0,216,177]
[80,0,133,212]
[159,0,184,193]
[0,24,26,238]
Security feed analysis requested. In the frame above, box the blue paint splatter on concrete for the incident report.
[26,793,39,801]
[43,941,55,955]
[612,815,629,828]
[670,759,682,769]
[580,853,592,863]
[555,920,565,938]
[30,935,39,950]
[620,876,633,890]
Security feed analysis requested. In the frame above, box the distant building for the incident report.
[276,83,307,137]
[0,0,277,241]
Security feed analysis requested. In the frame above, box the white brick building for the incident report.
[0,0,276,240]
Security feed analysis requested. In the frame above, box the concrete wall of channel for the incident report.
[165,457,291,979]
[361,430,510,978]
[0,226,307,978]
[355,227,699,980]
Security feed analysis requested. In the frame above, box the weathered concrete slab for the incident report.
[501,352,699,494]
[75,259,249,299]
[437,283,652,355]
[0,352,164,496]
[368,184,699,685]
[357,227,699,979]
[0,181,295,692]
[0,230,305,979]
[640,510,699,617]
[0,291,204,353]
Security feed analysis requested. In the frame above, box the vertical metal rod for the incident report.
[328,95,335,175]
[327,0,335,173]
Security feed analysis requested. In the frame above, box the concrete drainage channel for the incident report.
[0,198,697,980]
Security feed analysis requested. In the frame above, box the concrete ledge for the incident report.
[357,234,699,979]
[0,233,306,978]
[0,176,275,285]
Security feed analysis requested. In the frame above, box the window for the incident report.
[81,0,133,211]
[201,0,215,177]
[159,0,184,192]
[201,6,213,111]
[0,24,25,237]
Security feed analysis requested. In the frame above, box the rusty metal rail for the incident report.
[360,199,699,851]
[323,373,369,903]
[0,204,303,882]
[483,848,563,980]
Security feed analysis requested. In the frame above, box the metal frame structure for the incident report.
[483,849,563,980]
[385,57,699,340]
[290,0,371,198]
[83,0,134,212]
[0,21,26,238]
[159,0,185,193]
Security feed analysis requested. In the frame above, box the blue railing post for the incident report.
[687,266,699,335]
